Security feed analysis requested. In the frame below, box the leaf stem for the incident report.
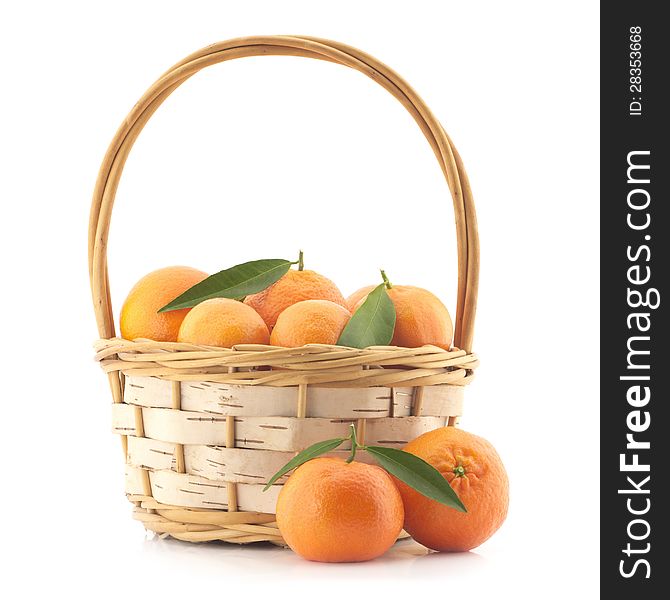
[298,250,304,271]
[380,269,393,289]
[346,423,361,463]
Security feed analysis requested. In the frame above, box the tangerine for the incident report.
[276,457,404,562]
[177,298,270,347]
[119,266,208,342]
[244,268,346,330]
[354,283,453,348]
[395,427,509,552]
[270,300,350,347]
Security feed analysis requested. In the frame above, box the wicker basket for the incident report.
[90,36,480,545]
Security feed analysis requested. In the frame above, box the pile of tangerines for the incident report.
[119,256,509,563]
[119,260,454,350]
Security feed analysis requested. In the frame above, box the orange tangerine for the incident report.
[177,298,269,347]
[120,266,208,342]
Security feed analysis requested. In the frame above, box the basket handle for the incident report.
[89,35,479,351]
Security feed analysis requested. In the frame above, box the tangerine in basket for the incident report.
[395,427,509,552]
[244,266,347,330]
[177,298,269,347]
[120,266,208,342]
[270,300,350,347]
[276,457,404,562]
[353,275,453,348]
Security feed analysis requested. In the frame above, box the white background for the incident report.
[0,1,599,598]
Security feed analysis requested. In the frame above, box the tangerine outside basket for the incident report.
[90,36,480,545]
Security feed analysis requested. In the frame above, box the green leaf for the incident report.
[263,437,346,491]
[159,259,293,312]
[366,446,467,512]
[337,283,396,348]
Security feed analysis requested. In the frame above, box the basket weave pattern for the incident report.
[90,36,480,544]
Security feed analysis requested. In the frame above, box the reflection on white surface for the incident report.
[140,533,486,580]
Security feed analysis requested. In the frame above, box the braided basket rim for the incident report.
[96,338,479,387]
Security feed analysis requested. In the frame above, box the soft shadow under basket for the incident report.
[90,36,480,545]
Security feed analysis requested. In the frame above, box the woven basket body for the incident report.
[90,36,480,544]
